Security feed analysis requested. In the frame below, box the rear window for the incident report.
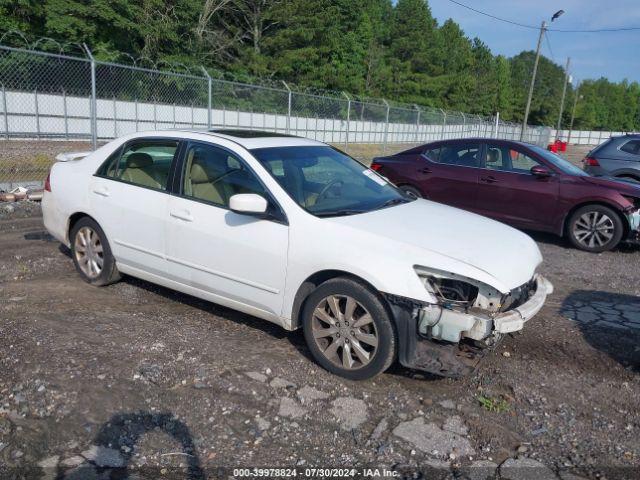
[620,140,640,155]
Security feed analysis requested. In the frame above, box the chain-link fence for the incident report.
[0,42,552,186]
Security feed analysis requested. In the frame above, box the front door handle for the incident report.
[170,210,194,222]
[92,186,110,197]
[480,176,498,184]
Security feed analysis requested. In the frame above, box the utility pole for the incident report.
[556,57,571,141]
[568,81,581,144]
[521,21,547,141]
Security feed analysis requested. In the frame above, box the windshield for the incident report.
[250,146,411,217]
[529,145,589,176]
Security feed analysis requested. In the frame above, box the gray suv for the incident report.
[583,134,640,182]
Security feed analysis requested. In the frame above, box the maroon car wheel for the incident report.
[567,205,624,253]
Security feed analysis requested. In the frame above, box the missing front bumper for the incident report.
[386,275,553,378]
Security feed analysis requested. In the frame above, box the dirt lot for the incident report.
[1,199,639,480]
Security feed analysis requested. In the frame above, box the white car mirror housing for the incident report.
[229,193,268,215]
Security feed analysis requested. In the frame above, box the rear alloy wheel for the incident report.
[567,205,623,253]
[302,278,396,380]
[70,217,121,286]
[400,185,422,199]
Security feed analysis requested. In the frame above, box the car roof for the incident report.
[174,128,327,149]
[393,137,538,156]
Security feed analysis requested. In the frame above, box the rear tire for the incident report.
[70,217,121,286]
[302,277,396,380]
[400,185,422,199]
[567,205,624,253]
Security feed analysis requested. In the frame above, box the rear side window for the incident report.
[620,140,640,155]
[424,144,481,167]
[99,140,178,191]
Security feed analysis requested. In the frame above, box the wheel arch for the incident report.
[289,269,386,331]
[67,212,99,243]
[561,201,629,238]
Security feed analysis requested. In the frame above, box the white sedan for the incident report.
[42,129,552,380]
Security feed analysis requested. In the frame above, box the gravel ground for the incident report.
[1,201,639,480]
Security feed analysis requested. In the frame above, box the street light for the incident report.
[520,9,566,140]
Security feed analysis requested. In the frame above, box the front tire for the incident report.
[70,217,121,286]
[567,205,624,253]
[302,278,396,380]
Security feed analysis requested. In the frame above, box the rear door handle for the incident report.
[480,176,498,184]
[418,167,431,174]
[92,186,110,197]
[170,210,194,222]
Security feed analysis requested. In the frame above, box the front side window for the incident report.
[484,144,541,174]
[620,140,640,155]
[181,143,267,208]
[251,146,409,217]
[101,140,178,190]
[425,143,481,167]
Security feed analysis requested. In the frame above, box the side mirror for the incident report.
[229,193,268,215]
[531,165,552,178]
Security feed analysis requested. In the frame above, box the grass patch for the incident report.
[477,394,511,413]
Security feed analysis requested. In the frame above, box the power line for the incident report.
[445,0,640,32]
[544,30,555,62]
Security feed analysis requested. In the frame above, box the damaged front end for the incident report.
[386,268,553,378]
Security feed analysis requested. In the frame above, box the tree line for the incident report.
[1,0,638,131]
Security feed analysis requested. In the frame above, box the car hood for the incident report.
[580,175,640,196]
[327,199,542,293]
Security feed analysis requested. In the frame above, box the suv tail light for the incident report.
[44,171,51,192]
[370,163,383,172]
[583,157,600,167]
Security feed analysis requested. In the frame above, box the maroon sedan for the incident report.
[371,139,640,252]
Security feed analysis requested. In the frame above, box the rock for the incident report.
[256,417,271,431]
[60,456,85,468]
[499,457,556,480]
[369,418,389,441]
[459,460,499,480]
[438,399,456,410]
[297,386,330,403]
[503,351,511,357]
[270,377,296,389]
[392,417,475,457]
[38,456,60,480]
[245,371,268,383]
[65,464,98,480]
[278,397,306,419]
[81,445,125,468]
[11,449,24,459]
[443,415,468,436]
[330,397,368,430]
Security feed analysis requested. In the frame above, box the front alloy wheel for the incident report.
[302,278,396,380]
[311,295,378,370]
[568,205,623,253]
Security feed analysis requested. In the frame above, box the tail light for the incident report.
[370,163,383,172]
[44,171,51,192]
[583,157,600,167]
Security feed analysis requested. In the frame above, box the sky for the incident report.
[428,0,640,85]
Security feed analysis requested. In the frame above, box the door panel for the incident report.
[166,141,289,318]
[90,138,180,276]
[417,143,481,210]
[475,144,559,230]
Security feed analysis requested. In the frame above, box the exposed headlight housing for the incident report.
[414,266,504,313]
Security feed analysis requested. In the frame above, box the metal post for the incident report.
[413,104,421,144]
[493,112,500,138]
[556,57,571,141]
[568,81,581,144]
[440,109,447,140]
[461,113,466,137]
[83,43,97,149]
[521,21,547,141]
[62,89,68,140]
[34,89,40,139]
[2,84,8,140]
[200,67,212,129]
[173,103,176,129]
[135,99,139,131]
[282,81,292,134]
[113,97,117,138]
[153,102,157,130]
[342,92,351,150]
[191,102,194,128]
[382,99,390,155]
